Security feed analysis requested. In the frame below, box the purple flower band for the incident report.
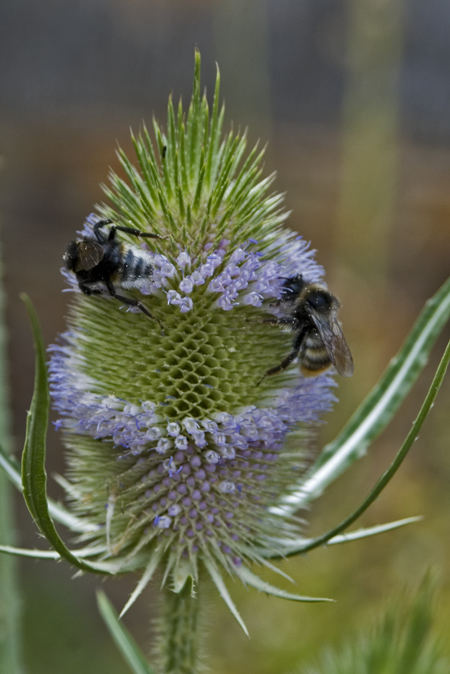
[62,214,324,314]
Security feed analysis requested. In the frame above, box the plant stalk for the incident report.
[0,248,24,672]
[156,580,202,674]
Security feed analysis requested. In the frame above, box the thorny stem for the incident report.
[156,580,201,674]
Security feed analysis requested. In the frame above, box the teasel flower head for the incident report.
[48,52,337,625]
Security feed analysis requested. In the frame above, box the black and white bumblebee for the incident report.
[63,219,163,326]
[260,274,354,381]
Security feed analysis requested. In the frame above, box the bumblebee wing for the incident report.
[75,241,104,272]
[309,310,354,377]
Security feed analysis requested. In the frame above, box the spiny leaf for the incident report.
[120,550,164,618]
[203,557,249,636]
[235,565,333,604]
[0,544,105,560]
[20,294,119,575]
[263,516,422,557]
[97,592,156,674]
[0,446,98,533]
[269,338,449,558]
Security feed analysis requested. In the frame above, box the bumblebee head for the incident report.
[281,274,305,300]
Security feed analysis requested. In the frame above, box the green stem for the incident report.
[156,580,201,674]
[0,249,24,672]
[0,478,23,673]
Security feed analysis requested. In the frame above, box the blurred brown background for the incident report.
[0,1,449,672]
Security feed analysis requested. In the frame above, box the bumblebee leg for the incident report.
[256,328,306,385]
[93,220,163,242]
[108,225,163,241]
[259,348,300,381]
[249,316,294,328]
[78,282,104,296]
[105,280,164,331]
[93,219,113,243]
[261,316,294,326]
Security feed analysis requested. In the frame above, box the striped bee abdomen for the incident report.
[120,247,154,287]
[299,331,331,375]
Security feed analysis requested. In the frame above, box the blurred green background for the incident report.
[0,1,449,672]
